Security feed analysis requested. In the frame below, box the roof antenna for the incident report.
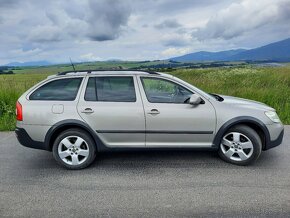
[69,57,76,71]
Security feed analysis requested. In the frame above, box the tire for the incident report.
[218,125,262,166]
[52,128,97,170]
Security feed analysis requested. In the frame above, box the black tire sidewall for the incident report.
[52,129,97,170]
[218,125,262,166]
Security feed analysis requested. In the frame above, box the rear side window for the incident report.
[29,78,82,101]
[85,76,136,102]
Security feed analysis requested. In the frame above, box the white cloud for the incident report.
[28,25,63,42]
[161,47,191,57]
[162,32,193,47]
[0,0,289,65]
[194,0,290,40]
[80,53,103,62]
[10,48,42,56]
[154,19,181,29]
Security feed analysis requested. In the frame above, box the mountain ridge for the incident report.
[6,61,51,67]
[170,37,290,62]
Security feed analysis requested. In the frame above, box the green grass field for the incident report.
[0,66,289,131]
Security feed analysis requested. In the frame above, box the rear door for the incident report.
[138,76,216,147]
[77,75,145,147]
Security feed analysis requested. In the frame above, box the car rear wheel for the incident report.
[52,128,97,170]
[218,125,262,166]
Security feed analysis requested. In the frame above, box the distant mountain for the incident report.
[228,38,290,62]
[6,61,51,67]
[170,38,290,62]
[170,49,247,62]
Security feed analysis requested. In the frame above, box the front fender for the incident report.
[212,116,271,149]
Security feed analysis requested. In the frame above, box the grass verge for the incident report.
[0,66,289,131]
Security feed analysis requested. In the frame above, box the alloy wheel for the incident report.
[57,136,90,165]
[220,132,254,162]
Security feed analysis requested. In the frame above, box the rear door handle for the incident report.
[81,108,94,114]
[148,109,160,115]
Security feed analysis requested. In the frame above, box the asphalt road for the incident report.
[0,127,290,218]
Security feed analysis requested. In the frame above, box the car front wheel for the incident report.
[218,125,262,166]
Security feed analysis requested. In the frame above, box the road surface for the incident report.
[0,126,289,217]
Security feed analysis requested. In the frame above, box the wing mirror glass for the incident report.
[189,94,202,105]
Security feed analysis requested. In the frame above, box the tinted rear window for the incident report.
[30,78,82,101]
[85,76,136,102]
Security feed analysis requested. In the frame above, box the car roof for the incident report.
[46,70,173,80]
[56,70,159,76]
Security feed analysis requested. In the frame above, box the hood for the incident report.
[220,95,274,111]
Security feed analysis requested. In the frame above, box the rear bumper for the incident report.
[15,128,48,151]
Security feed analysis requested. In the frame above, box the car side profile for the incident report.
[15,70,284,169]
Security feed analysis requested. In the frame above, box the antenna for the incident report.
[69,57,76,71]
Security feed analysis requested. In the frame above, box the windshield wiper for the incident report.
[209,93,224,102]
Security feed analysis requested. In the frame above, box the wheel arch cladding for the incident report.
[45,119,104,151]
[213,116,270,150]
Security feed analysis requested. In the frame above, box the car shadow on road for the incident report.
[19,147,283,172]
[91,149,279,169]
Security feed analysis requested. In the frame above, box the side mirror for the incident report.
[189,94,202,105]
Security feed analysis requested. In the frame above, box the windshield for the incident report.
[167,75,215,100]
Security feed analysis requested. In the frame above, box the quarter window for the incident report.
[29,78,82,101]
[141,77,192,104]
[85,77,136,102]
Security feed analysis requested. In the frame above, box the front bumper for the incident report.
[264,123,284,150]
[15,128,47,150]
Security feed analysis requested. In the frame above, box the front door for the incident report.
[78,75,145,147]
[138,76,216,147]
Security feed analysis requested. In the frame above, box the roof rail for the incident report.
[57,69,159,76]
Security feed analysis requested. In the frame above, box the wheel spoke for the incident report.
[71,155,79,165]
[74,137,84,148]
[233,132,240,142]
[59,150,70,159]
[61,138,72,148]
[241,141,253,149]
[237,151,248,161]
[78,149,89,157]
[222,138,232,147]
[224,148,235,158]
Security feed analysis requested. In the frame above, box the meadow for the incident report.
[0,66,289,131]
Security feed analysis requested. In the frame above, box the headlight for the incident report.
[265,111,281,123]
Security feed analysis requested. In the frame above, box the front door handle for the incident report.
[81,108,94,114]
[148,109,160,115]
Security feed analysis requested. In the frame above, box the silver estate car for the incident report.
[15,70,284,169]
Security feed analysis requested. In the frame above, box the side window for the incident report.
[84,77,97,101]
[85,76,136,102]
[29,78,82,101]
[141,77,192,104]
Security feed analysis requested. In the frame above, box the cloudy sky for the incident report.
[0,0,290,65]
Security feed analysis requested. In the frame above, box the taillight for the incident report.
[16,101,23,121]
